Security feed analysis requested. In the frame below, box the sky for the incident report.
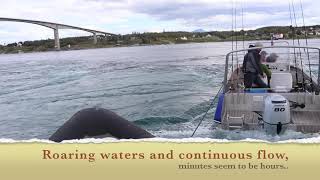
[0,0,320,44]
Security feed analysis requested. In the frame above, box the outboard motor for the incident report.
[263,94,290,135]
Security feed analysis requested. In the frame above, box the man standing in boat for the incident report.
[242,42,268,89]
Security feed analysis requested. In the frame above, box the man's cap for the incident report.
[266,53,279,62]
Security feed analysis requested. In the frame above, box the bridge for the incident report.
[0,17,116,50]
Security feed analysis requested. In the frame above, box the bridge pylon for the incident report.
[53,26,60,50]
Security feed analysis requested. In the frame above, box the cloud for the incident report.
[125,0,317,30]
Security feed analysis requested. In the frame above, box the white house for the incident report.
[273,33,284,39]
[180,36,188,40]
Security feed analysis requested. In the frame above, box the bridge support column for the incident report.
[54,28,60,50]
[93,32,97,44]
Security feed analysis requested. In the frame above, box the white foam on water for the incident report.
[1,134,320,143]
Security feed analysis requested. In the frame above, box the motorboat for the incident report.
[214,41,320,135]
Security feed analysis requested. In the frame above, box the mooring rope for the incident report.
[191,85,223,137]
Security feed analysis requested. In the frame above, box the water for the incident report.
[0,40,319,141]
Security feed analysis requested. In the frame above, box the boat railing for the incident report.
[248,40,290,47]
[223,45,320,93]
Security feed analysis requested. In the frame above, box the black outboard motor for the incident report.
[49,108,154,142]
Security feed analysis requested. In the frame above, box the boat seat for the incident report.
[270,72,293,92]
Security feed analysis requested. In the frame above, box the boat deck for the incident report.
[221,92,320,133]
[226,66,320,93]
[291,111,320,132]
[223,109,320,133]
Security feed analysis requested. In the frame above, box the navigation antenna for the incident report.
[299,0,314,92]
[292,0,307,91]
[288,1,300,90]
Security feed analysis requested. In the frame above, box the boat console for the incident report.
[270,72,293,92]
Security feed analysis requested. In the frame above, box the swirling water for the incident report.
[0,40,319,141]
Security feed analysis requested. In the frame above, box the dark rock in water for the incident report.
[49,108,154,142]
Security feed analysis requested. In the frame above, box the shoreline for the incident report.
[3,24,320,55]
[1,37,320,55]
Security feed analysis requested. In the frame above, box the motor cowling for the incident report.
[263,94,290,135]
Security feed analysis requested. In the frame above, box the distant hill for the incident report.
[192,29,206,33]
